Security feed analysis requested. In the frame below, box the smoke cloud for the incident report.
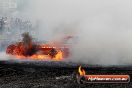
[2,0,132,65]
[0,52,10,60]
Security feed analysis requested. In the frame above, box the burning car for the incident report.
[6,32,71,61]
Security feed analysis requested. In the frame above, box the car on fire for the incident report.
[6,32,71,61]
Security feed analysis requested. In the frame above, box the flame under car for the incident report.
[6,42,70,61]
[6,33,70,61]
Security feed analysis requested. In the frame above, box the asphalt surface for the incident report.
[0,60,132,88]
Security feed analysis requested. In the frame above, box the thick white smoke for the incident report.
[0,52,10,60]
[2,0,132,65]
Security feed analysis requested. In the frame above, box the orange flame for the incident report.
[15,51,63,61]
[6,41,67,61]
[54,50,63,61]
[78,66,86,76]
